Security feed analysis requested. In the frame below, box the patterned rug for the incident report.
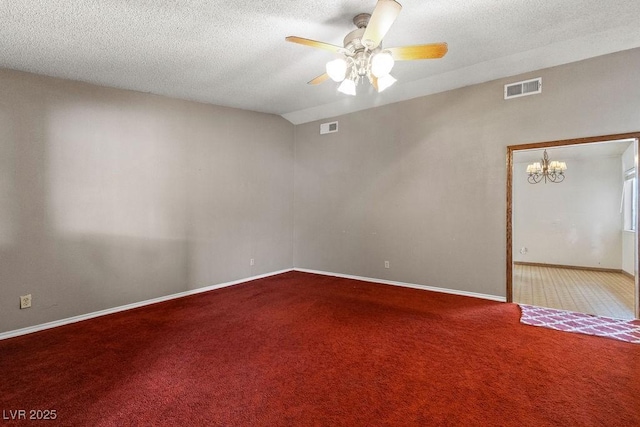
[519,304,640,344]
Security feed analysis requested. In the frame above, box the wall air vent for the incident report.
[320,121,338,135]
[504,77,542,100]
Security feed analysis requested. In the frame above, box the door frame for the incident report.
[506,132,640,318]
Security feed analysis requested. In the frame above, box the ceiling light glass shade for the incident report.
[326,58,348,82]
[371,51,395,78]
[376,74,397,92]
[337,78,357,95]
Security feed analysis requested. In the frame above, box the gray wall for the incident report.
[3,47,640,333]
[0,70,294,333]
[293,48,640,297]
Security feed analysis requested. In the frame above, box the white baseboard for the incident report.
[0,268,294,341]
[294,268,506,302]
[2,267,505,341]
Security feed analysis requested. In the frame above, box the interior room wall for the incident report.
[293,47,640,298]
[621,143,636,275]
[3,48,640,334]
[512,154,622,269]
[0,69,294,333]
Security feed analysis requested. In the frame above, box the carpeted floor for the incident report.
[1,271,639,426]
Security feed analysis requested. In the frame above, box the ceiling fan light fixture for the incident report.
[286,0,449,96]
[370,50,394,78]
[337,78,357,96]
[376,74,397,92]
[326,58,348,82]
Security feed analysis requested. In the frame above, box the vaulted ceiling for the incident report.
[3,1,640,124]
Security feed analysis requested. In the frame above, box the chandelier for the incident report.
[526,150,567,184]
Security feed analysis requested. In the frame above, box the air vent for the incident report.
[504,77,542,100]
[320,121,338,135]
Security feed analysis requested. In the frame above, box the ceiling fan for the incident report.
[286,0,448,95]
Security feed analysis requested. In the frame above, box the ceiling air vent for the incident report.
[504,77,542,100]
[320,121,338,135]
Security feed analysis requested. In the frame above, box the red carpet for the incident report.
[520,304,640,344]
[1,271,639,426]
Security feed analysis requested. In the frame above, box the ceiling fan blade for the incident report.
[371,76,380,92]
[308,73,330,85]
[362,0,402,50]
[387,43,448,60]
[285,36,343,53]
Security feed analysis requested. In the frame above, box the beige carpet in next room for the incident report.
[513,264,636,320]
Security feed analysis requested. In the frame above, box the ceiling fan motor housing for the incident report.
[352,13,371,29]
[343,28,366,54]
[343,15,383,80]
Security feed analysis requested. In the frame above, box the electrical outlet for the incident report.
[20,294,32,309]
[250,258,255,266]
[384,261,390,269]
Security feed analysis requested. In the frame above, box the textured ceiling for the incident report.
[2,0,640,124]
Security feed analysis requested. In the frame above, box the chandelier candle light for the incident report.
[526,150,567,184]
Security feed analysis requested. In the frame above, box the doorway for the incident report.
[506,133,640,319]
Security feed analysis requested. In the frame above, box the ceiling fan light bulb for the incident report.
[376,74,397,92]
[371,51,394,78]
[338,78,357,96]
[326,58,348,82]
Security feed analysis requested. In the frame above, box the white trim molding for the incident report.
[0,269,294,341]
[1,267,505,341]
[294,268,507,302]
